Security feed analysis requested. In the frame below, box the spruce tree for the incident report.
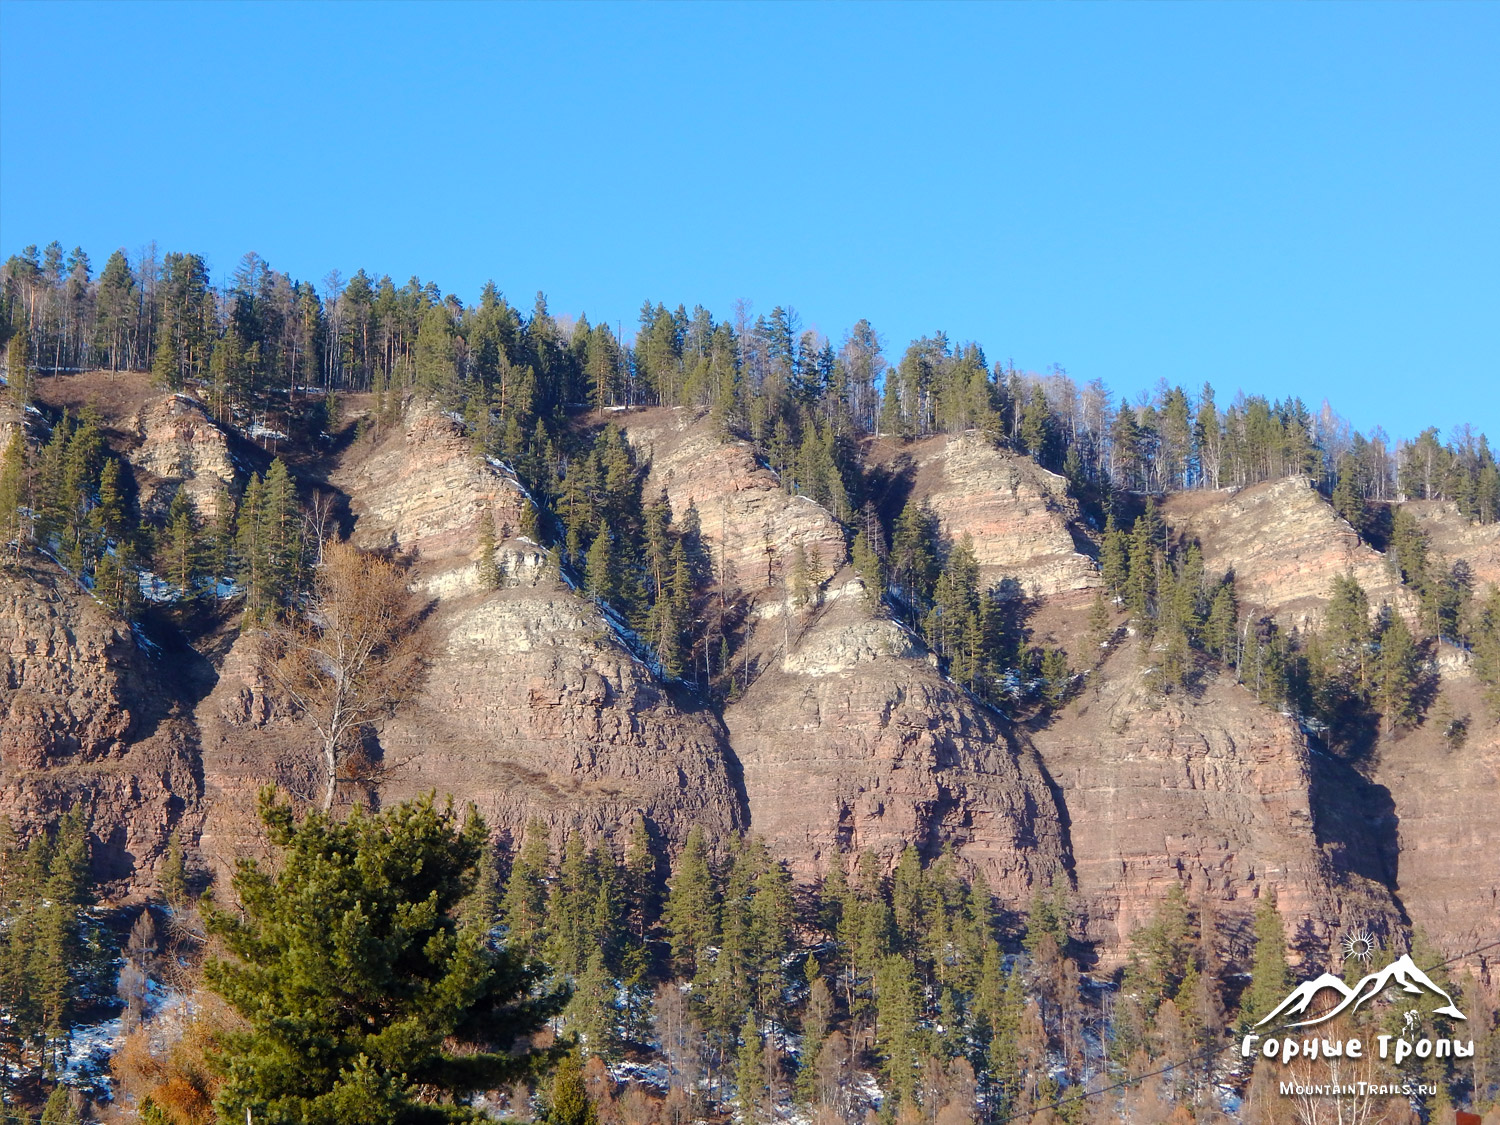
[1376,608,1423,734]
[5,319,31,407]
[1241,892,1289,1027]
[0,431,26,561]
[204,791,567,1120]
[547,1050,598,1125]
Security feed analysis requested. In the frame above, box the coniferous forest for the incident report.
[2,242,1500,1124]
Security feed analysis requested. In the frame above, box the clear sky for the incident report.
[2,1,1496,440]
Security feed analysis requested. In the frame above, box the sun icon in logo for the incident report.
[1341,929,1377,965]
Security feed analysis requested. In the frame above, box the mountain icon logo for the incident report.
[1254,954,1466,1029]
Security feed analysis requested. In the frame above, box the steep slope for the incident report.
[208,400,749,851]
[723,572,1068,902]
[1163,476,1413,628]
[621,407,848,592]
[1405,499,1500,590]
[129,392,242,519]
[1029,645,1405,963]
[1370,673,1500,966]
[0,558,198,888]
[865,431,1100,599]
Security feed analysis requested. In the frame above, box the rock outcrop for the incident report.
[283,402,747,850]
[724,572,1067,903]
[1405,500,1500,591]
[1164,476,1413,628]
[0,559,198,886]
[1371,677,1500,969]
[867,432,1100,599]
[332,401,534,595]
[130,393,241,518]
[1030,647,1404,963]
[621,408,848,592]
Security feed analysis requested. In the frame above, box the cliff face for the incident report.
[1405,500,1500,590]
[13,370,1498,973]
[332,402,532,587]
[621,407,848,593]
[311,402,745,849]
[1030,648,1405,962]
[1371,675,1500,965]
[867,432,1100,599]
[0,560,197,887]
[723,574,1068,903]
[130,393,241,519]
[1163,477,1413,628]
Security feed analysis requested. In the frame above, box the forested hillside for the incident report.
[2,241,1499,1124]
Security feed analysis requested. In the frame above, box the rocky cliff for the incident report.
[1406,500,1500,591]
[0,558,198,888]
[723,572,1068,903]
[621,407,848,592]
[332,401,533,588]
[306,403,745,849]
[1371,673,1500,968]
[866,431,1101,599]
[1163,476,1413,628]
[7,373,1496,976]
[1029,644,1405,962]
[129,393,242,519]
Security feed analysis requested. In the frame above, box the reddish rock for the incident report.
[621,407,848,593]
[866,431,1100,599]
[1163,476,1415,629]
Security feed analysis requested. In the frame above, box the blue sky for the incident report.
[2,1,1496,440]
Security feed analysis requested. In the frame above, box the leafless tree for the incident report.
[259,539,427,811]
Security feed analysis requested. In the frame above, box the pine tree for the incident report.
[664,826,717,981]
[204,792,568,1119]
[1087,587,1113,653]
[161,488,202,597]
[1241,892,1289,1027]
[0,431,26,561]
[851,530,885,607]
[1040,647,1072,708]
[1100,514,1129,599]
[1204,582,1238,664]
[477,503,500,590]
[736,1010,765,1120]
[6,319,31,406]
[1376,607,1423,734]
[585,520,617,605]
[151,319,180,389]
[502,820,551,958]
[874,954,923,1107]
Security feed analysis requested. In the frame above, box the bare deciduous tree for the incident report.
[259,540,426,811]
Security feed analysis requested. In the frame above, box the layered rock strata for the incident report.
[1029,648,1404,963]
[130,393,241,518]
[1163,477,1412,628]
[724,572,1068,903]
[0,559,197,885]
[867,432,1100,599]
[621,407,848,592]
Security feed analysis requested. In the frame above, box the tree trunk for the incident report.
[322,738,338,812]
